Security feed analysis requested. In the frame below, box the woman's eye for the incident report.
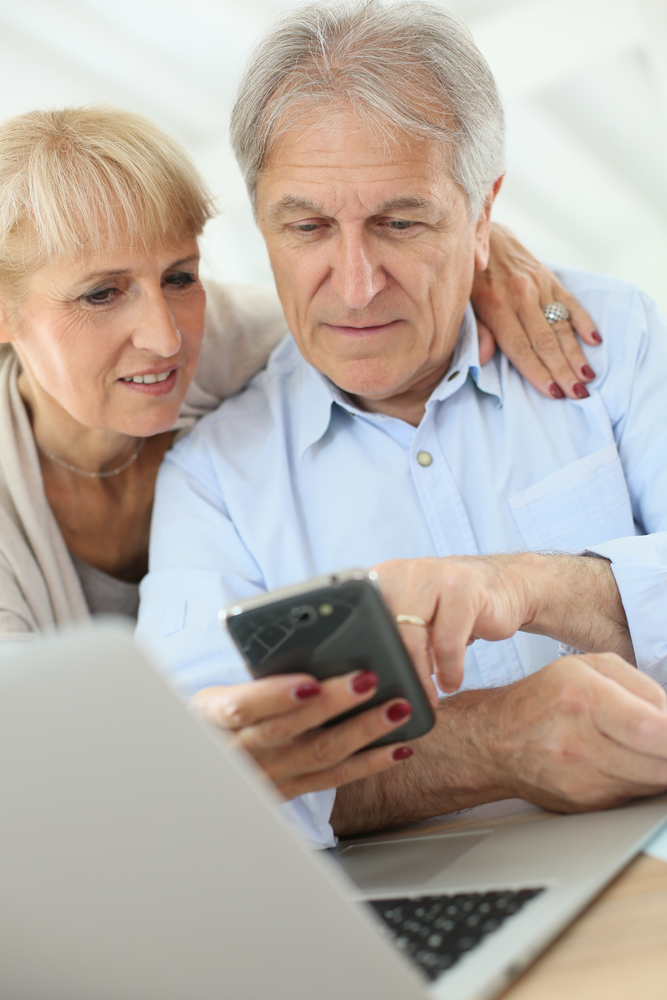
[164,270,197,288]
[82,286,117,305]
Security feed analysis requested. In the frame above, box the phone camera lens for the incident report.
[288,605,317,627]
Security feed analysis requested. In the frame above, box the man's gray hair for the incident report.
[230,0,505,219]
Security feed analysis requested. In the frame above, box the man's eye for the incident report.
[164,271,197,287]
[294,223,320,233]
[387,220,415,231]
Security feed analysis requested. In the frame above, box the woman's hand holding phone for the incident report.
[189,669,415,800]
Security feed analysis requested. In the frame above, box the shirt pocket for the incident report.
[508,444,635,552]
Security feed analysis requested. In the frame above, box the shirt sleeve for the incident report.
[135,429,337,849]
[585,534,667,687]
[586,288,667,685]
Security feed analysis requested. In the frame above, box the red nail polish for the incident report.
[549,382,565,399]
[295,681,320,700]
[351,670,379,694]
[386,700,413,723]
[591,331,602,344]
[581,365,595,380]
[392,746,413,761]
[573,382,589,399]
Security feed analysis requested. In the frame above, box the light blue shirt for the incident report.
[137,268,667,848]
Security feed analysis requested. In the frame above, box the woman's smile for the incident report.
[118,365,180,394]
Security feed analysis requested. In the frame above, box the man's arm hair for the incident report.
[331,650,664,838]
[331,689,507,836]
[518,552,634,662]
[332,555,635,838]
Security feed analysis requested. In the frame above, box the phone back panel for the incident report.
[225,578,434,745]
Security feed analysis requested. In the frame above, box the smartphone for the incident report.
[219,569,435,748]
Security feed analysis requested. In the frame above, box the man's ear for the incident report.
[473,174,504,271]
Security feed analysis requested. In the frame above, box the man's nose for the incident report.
[329,230,386,310]
[130,290,181,357]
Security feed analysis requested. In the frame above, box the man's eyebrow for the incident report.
[269,194,438,221]
[79,255,200,285]
[269,195,323,219]
[375,197,436,216]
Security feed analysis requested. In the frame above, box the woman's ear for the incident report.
[474,174,505,271]
[0,298,16,344]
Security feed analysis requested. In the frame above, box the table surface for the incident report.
[502,851,667,1000]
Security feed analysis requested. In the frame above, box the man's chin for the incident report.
[324,364,406,403]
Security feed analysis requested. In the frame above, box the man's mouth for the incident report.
[324,320,401,335]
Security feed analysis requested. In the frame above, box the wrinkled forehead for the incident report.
[257,106,462,219]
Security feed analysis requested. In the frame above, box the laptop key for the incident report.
[368,887,544,982]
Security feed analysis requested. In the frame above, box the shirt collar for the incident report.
[296,302,503,457]
[428,303,503,406]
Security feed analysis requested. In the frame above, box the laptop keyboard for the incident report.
[368,888,544,982]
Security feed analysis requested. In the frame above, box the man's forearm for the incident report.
[331,688,509,836]
[335,552,637,837]
[333,647,667,837]
[516,552,634,663]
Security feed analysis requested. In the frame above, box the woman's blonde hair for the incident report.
[0,105,215,297]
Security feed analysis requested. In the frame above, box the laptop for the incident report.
[0,621,664,1000]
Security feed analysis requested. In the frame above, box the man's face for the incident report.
[256,108,496,417]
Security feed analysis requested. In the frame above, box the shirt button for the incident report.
[417,451,433,467]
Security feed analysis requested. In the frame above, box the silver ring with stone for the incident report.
[542,301,570,325]
[395,614,428,627]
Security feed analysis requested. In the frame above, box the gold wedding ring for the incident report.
[395,614,428,627]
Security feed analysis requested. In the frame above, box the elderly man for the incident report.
[137,0,667,848]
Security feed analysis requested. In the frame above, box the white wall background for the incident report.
[1,0,666,310]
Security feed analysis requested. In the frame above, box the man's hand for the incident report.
[484,653,667,811]
[189,669,415,800]
[331,653,667,836]
[472,223,601,401]
[375,553,633,695]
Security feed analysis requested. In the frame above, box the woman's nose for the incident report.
[130,291,181,357]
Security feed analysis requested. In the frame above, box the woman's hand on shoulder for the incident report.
[189,671,415,800]
[472,223,601,401]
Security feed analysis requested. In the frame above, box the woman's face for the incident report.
[3,238,206,437]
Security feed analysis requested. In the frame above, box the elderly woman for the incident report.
[0,104,597,799]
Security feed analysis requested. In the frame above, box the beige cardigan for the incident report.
[0,281,287,639]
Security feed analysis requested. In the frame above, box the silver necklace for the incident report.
[36,437,147,479]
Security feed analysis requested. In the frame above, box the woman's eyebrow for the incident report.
[78,255,200,286]
[166,254,200,269]
[79,268,131,284]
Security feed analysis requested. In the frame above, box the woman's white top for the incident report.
[0,281,287,639]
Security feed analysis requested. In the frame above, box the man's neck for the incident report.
[350,363,452,427]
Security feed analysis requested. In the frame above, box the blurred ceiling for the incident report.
[1,0,666,310]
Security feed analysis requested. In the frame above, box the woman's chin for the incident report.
[107,403,183,439]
